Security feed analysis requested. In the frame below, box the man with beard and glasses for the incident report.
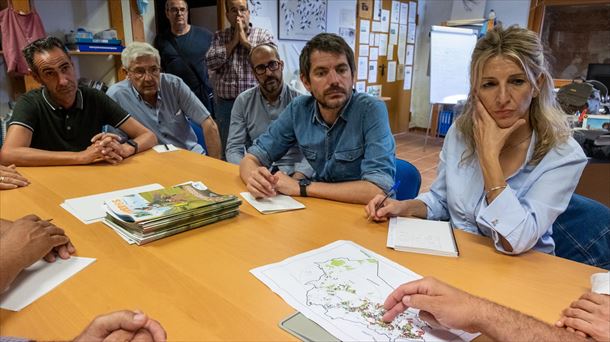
[107,42,221,158]
[239,33,395,204]
[0,37,157,166]
[225,43,312,179]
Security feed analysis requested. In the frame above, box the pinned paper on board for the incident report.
[408,22,416,43]
[372,21,381,32]
[369,32,376,45]
[368,61,378,83]
[359,20,370,44]
[400,2,408,24]
[379,34,388,56]
[357,56,368,80]
[359,44,369,56]
[397,24,407,65]
[403,66,413,90]
[409,1,417,22]
[359,0,372,19]
[373,0,381,21]
[391,1,400,23]
[397,64,404,80]
[389,23,398,45]
[367,84,382,97]
[370,47,379,61]
[356,81,366,93]
[380,9,390,32]
[406,44,414,65]
[387,61,397,83]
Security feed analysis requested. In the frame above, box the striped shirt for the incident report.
[205,25,274,100]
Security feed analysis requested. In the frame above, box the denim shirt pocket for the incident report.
[301,146,318,162]
[333,146,364,180]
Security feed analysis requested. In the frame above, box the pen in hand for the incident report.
[372,180,401,217]
[164,144,169,151]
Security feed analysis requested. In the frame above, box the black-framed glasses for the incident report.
[253,60,280,75]
[129,66,161,79]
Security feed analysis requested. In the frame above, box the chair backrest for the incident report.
[394,158,422,200]
[188,119,207,154]
[553,194,610,270]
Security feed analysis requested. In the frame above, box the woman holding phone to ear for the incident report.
[366,26,587,255]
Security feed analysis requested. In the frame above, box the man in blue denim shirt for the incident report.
[239,33,395,204]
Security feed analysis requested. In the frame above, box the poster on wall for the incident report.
[279,0,328,40]
[358,0,372,19]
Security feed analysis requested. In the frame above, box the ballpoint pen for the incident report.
[164,144,169,151]
[374,180,401,212]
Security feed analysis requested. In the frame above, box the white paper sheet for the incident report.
[387,217,458,257]
[388,44,395,59]
[0,257,96,311]
[379,34,388,56]
[406,44,415,65]
[369,32,376,45]
[409,1,417,22]
[397,24,407,66]
[355,81,366,93]
[371,20,381,32]
[374,33,381,47]
[359,44,369,57]
[373,0,382,21]
[387,61,397,83]
[391,1,400,23]
[370,47,379,61]
[380,9,390,33]
[240,192,305,214]
[251,240,480,342]
[61,184,164,224]
[397,64,405,80]
[359,19,370,44]
[368,61,378,83]
[408,22,416,43]
[403,66,413,90]
[152,144,179,153]
[389,23,398,45]
[400,2,408,24]
[357,56,369,80]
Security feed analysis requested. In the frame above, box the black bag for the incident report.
[557,81,594,113]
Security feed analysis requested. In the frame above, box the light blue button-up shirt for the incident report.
[107,73,209,153]
[248,92,396,192]
[417,125,587,255]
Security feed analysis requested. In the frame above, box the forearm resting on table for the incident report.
[306,180,384,205]
[474,296,588,342]
[1,147,89,166]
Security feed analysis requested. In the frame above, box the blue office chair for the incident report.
[394,158,422,200]
[553,194,610,270]
[188,119,208,154]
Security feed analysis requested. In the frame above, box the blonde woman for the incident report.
[366,26,587,255]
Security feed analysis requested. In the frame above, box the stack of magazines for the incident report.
[103,181,241,245]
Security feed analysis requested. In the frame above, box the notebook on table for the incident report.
[387,217,459,257]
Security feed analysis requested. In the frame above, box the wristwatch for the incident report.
[299,178,311,197]
[125,139,138,156]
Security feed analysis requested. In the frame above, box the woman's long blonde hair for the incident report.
[455,25,570,165]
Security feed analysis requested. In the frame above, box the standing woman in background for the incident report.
[366,26,587,255]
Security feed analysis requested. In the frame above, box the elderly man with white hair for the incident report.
[107,42,221,158]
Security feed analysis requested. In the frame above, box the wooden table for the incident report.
[0,150,603,340]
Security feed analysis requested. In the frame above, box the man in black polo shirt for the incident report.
[0,37,157,166]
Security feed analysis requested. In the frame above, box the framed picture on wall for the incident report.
[279,0,328,40]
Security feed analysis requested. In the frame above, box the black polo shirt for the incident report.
[9,86,131,152]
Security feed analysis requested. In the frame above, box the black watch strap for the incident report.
[126,139,138,156]
[299,179,311,197]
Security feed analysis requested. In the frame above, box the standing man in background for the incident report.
[155,0,215,115]
[206,0,274,158]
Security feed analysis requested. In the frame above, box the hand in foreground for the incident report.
[365,194,404,222]
[273,172,300,196]
[472,97,526,159]
[74,310,166,342]
[382,277,481,333]
[0,164,30,190]
[556,292,610,342]
[91,132,130,163]
[0,215,76,268]
[246,166,279,198]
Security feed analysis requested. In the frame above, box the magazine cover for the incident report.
[105,181,237,222]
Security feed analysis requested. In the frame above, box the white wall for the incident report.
[409,0,530,128]
[0,0,157,120]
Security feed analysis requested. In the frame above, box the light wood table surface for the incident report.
[0,150,603,340]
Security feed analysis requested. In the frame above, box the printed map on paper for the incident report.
[251,240,479,341]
